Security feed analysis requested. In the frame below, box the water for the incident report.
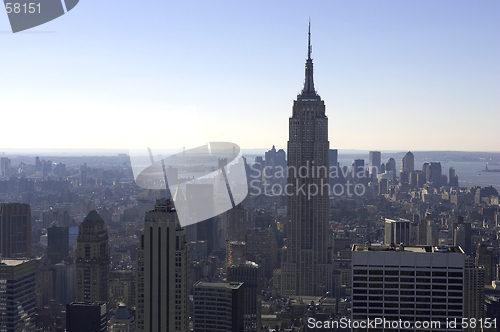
[338,158,500,191]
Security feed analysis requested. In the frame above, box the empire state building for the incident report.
[281,23,332,296]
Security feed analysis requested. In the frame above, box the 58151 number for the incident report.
[5,3,40,14]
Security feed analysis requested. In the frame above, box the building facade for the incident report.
[0,203,31,259]
[136,198,189,332]
[0,258,36,332]
[76,210,109,302]
[66,302,108,332]
[281,23,332,297]
[193,281,244,332]
[384,218,411,245]
[352,244,464,332]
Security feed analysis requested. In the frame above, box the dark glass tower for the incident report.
[281,23,332,296]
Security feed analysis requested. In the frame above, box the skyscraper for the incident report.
[0,258,36,332]
[401,151,414,173]
[281,23,332,296]
[47,225,69,264]
[0,203,31,259]
[136,198,189,332]
[384,218,411,245]
[193,281,244,332]
[351,244,465,332]
[75,210,109,303]
[227,261,264,332]
[369,151,381,177]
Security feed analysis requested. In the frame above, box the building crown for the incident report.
[298,21,320,101]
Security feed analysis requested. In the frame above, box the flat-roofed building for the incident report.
[0,258,36,332]
[352,244,464,332]
[193,281,244,332]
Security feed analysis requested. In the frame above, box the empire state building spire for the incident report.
[299,21,319,101]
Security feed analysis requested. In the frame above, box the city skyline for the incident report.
[0,0,498,152]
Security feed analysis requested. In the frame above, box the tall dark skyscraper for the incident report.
[369,151,381,177]
[0,203,31,258]
[136,198,190,332]
[47,225,69,264]
[281,23,332,296]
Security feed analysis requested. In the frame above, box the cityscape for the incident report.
[1,1,499,332]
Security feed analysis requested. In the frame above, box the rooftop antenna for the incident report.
[308,19,312,60]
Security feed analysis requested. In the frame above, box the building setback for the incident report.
[281,22,332,297]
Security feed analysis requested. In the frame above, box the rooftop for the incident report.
[353,244,464,254]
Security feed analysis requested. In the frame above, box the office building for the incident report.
[136,198,189,332]
[281,23,333,296]
[0,258,36,332]
[47,225,69,264]
[193,281,244,332]
[227,261,264,332]
[401,151,414,173]
[76,210,109,302]
[352,244,464,332]
[464,257,485,325]
[423,162,442,186]
[449,167,459,187]
[453,222,471,255]
[66,302,108,332]
[54,257,76,305]
[384,218,411,245]
[369,151,381,177]
[0,203,31,258]
[476,243,494,286]
[223,204,247,244]
[385,158,396,173]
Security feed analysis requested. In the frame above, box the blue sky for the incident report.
[1,0,499,152]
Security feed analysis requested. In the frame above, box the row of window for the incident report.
[353,270,462,277]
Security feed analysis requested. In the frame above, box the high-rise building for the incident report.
[0,258,36,332]
[227,261,264,332]
[66,302,108,332]
[401,151,414,173]
[476,243,494,286]
[422,162,442,186]
[75,210,109,302]
[369,151,381,177]
[136,198,189,332]
[47,225,69,264]
[449,167,459,187]
[0,203,31,258]
[193,281,244,332]
[351,244,465,332]
[385,158,396,173]
[464,257,485,326]
[453,222,471,255]
[281,23,332,297]
[54,258,76,305]
[384,218,411,245]
[223,204,247,244]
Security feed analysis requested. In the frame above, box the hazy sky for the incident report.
[1,0,499,153]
